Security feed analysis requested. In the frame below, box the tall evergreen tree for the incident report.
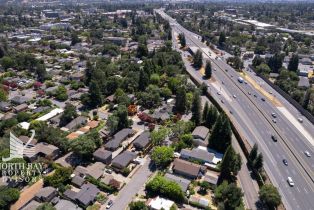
[220,146,242,181]
[89,80,103,108]
[208,113,231,153]
[191,89,202,126]
[193,49,203,69]
[179,33,186,48]
[139,69,149,91]
[202,102,209,122]
[288,54,299,72]
[175,86,187,113]
[205,105,219,129]
[204,61,212,79]
[218,32,226,47]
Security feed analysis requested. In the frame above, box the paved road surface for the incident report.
[156,9,314,210]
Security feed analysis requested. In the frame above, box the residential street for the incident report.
[102,157,153,210]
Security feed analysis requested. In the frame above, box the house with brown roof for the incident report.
[172,158,202,179]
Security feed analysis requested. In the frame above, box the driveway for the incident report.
[102,157,153,210]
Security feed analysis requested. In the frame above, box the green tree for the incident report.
[0,56,15,70]
[55,86,68,101]
[59,104,78,127]
[204,61,212,79]
[151,146,174,168]
[205,105,219,129]
[218,32,226,47]
[288,54,299,72]
[70,135,97,159]
[220,146,242,181]
[71,32,81,46]
[129,201,148,210]
[116,105,131,130]
[208,113,231,153]
[179,33,186,48]
[43,167,72,192]
[137,44,148,58]
[248,143,258,166]
[259,184,281,209]
[202,101,209,122]
[89,80,103,108]
[0,186,20,210]
[175,86,187,113]
[252,55,265,67]
[107,115,119,134]
[191,89,202,126]
[145,175,185,203]
[215,181,244,210]
[138,69,149,91]
[193,49,203,69]
[16,112,31,122]
[0,87,8,101]
[267,53,283,73]
[256,64,271,76]
[248,143,263,172]
[151,127,168,146]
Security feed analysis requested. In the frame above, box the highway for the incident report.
[155,9,314,210]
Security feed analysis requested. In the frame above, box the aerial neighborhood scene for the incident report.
[0,0,313,210]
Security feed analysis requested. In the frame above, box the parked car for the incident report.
[106,200,113,209]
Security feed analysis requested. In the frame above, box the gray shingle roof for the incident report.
[75,183,100,206]
[105,128,134,150]
[93,147,112,163]
[133,131,151,150]
[112,151,137,169]
[165,173,191,192]
[180,148,214,164]
[192,126,209,140]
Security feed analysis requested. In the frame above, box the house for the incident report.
[133,131,151,151]
[64,116,88,131]
[85,162,106,179]
[99,128,110,139]
[180,148,215,164]
[0,101,11,112]
[54,199,82,210]
[20,200,41,210]
[105,128,135,151]
[172,158,202,179]
[11,96,31,105]
[147,196,175,210]
[204,171,219,186]
[111,151,137,170]
[32,106,50,113]
[34,186,57,202]
[192,126,209,141]
[300,57,312,65]
[71,175,85,187]
[64,183,100,207]
[93,147,112,164]
[101,174,123,189]
[25,142,60,161]
[18,135,37,146]
[13,103,28,113]
[164,173,191,192]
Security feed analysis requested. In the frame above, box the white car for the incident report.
[272,119,277,123]
[287,177,294,187]
[233,95,237,98]
[217,91,221,95]
[106,200,113,209]
[298,118,303,123]
[304,151,311,157]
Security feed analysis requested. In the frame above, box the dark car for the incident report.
[283,159,288,166]
[271,135,278,142]
[261,98,265,101]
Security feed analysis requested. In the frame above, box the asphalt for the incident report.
[155,9,314,210]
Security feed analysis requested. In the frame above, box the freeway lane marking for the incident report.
[304,187,308,194]
[277,107,314,146]
[296,187,301,193]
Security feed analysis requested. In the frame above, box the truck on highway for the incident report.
[238,77,244,83]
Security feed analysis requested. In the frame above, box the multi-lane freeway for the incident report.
[155,9,314,210]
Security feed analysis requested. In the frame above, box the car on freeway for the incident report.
[304,151,311,157]
[248,92,251,95]
[222,81,224,85]
[217,91,221,95]
[233,95,237,98]
[244,81,248,84]
[271,113,277,118]
[261,98,265,101]
[283,159,288,166]
[231,75,233,78]
[287,177,294,187]
[221,99,224,103]
[225,69,228,72]
[254,94,257,97]
[272,119,277,123]
[298,117,303,123]
[271,135,278,142]
[106,200,113,209]
[229,110,233,114]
